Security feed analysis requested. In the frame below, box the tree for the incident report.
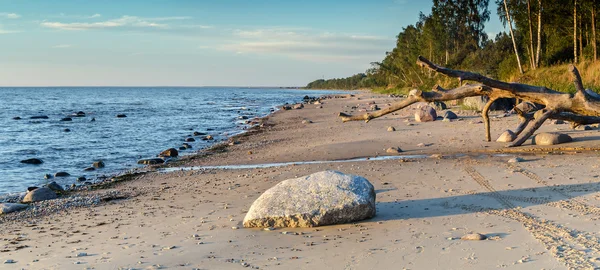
[536,0,542,66]
[500,0,524,73]
[575,0,578,63]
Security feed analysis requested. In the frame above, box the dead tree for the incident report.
[339,56,600,147]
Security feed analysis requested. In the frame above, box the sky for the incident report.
[0,0,504,87]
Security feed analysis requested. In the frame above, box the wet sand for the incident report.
[2,93,600,269]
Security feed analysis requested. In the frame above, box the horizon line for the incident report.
[0,85,306,88]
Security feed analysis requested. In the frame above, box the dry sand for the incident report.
[3,92,600,269]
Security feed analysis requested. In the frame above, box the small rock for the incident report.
[193,131,206,136]
[159,148,179,158]
[282,105,292,110]
[185,137,196,142]
[461,233,487,241]
[44,174,53,179]
[77,176,87,182]
[64,128,71,132]
[116,114,127,118]
[54,172,70,177]
[137,158,165,165]
[232,226,239,230]
[443,111,458,120]
[12,117,21,120]
[387,126,395,132]
[20,158,43,165]
[45,181,64,192]
[406,123,414,126]
[496,130,516,143]
[414,106,437,122]
[4,259,15,264]
[508,157,524,163]
[30,115,49,119]
[76,252,87,257]
[93,160,105,168]
[575,125,593,131]
[203,135,214,140]
[417,143,426,147]
[551,119,565,125]
[182,143,192,149]
[84,167,96,171]
[60,117,72,121]
[301,120,312,124]
[386,147,403,154]
[90,117,96,122]
[293,103,304,109]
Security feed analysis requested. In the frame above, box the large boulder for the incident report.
[415,106,437,122]
[159,148,179,158]
[532,133,573,145]
[243,171,376,228]
[22,187,57,203]
[0,203,28,214]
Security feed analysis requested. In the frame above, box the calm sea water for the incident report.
[0,87,344,195]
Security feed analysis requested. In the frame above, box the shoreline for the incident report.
[3,92,600,269]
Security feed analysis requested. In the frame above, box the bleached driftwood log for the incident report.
[339,56,600,147]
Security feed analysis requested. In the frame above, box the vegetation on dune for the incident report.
[306,0,600,93]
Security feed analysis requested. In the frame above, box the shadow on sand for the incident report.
[372,181,600,222]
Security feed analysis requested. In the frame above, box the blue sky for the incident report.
[0,0,504,86]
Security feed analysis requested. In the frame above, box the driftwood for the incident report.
[339,56,600,147]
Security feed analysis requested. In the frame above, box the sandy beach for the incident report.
[3,92,600,270]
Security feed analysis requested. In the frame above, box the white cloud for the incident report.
[0,13,21,19]
[89,14,101,18]
[53,44,72,48]
[220,28,393,63]
[40,15,190,31]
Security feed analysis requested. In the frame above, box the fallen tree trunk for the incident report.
[339,56,600,147]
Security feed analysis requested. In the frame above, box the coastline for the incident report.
[2,92,600,269]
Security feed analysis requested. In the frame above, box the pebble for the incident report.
[232,226,239,230]
[508,157,524,163]
[76,252,88,257]
[263,227,275,231]
[461,233,487,241]
[4,259,15,264]
[387,126,395,132]
[163,246,176,250]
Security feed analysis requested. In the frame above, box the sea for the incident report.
[0,87,345,195]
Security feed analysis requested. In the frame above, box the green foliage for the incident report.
[306,0,600,92]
